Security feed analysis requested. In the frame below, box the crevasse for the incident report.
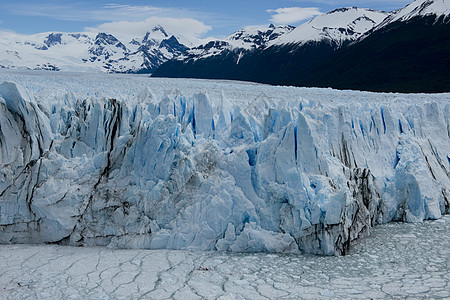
[0,78,449,255]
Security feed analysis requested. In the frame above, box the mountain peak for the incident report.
[375,0,449,30]
[141,26,170,45]
[152,25,168,37]
[224,24,294,48]
[174,24,294,62]
[402,0,449,18]
[95,33,119,44]
[273,7,389,47]
[159,35,189,54]
[44,33,63,48]
[327,7,357,14]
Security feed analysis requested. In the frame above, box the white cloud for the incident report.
[267,7,322,24]
[85,17,212,46]
[7,3,212,44]
[8,3,212,27]
[90,4,169,22]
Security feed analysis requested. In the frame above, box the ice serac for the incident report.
[0,79,449,255]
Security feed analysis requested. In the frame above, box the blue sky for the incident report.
[0,0,412,39]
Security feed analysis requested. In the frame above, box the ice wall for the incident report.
[0,80,449,255]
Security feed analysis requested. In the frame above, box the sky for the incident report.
[0,0,413,41]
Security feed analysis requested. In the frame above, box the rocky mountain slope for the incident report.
[153,0,450,93]
[293,0,450,92]
[178,24,294,62]
[271,7,389,47]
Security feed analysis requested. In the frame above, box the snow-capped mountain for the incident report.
[153,7,391,80]
[0,26,189,73]
[176,7,388,64]
[152,7,392,85]
[179,24,294,61]
[0,0,448,90]
[300,0,450,92]
[377,0,449,28]
[272,7,389,47]
[153,0,450,93]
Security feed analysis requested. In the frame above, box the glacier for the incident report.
[0,71,449,255]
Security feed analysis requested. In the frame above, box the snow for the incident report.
[272,7,390,47]
[225,24,294,49]
[0,24,294,71]
[0,26,189,73]
[0,31,98,72]
[271,0,449,47]
[1,215,448,299]
[0,70,449,256]
[176,6,394,62]
[377,0,450,27]
[177,24,294,61]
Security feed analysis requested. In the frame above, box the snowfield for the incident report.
[0,26,192,73]
[0,70,449,256]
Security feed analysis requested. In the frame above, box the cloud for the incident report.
[7,3,210,24]
[8,4,98,22]
[85,17,212,44]
[267,7,322,24]
[89,4,173,22]
[6,2,212,43]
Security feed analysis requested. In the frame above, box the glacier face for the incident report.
[0,71,449,255]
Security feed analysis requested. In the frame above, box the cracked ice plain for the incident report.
[0,70,449,255]
[0,215,448,299]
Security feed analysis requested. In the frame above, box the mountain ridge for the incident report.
[270,7,389,48]
[152,0,450,93]
[0,0,448,92]
[0,27,190,73]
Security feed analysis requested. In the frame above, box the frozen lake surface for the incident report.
[1,215,449,299]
